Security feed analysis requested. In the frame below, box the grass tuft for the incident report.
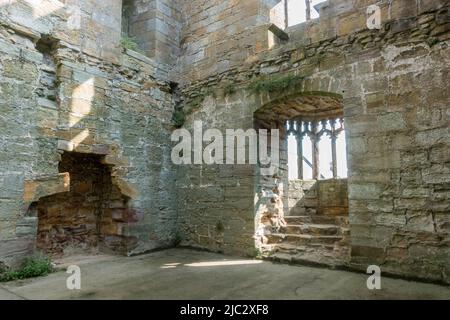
[0,255,53,282]
[120,36,144,54]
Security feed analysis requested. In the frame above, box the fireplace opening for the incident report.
[36,152,135,256]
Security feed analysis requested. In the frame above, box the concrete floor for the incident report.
[1,248,449,300]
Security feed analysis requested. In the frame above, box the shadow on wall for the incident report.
[288,179,348,217]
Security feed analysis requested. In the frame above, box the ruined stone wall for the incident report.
[0,0,123,62]
[0,0,177,266]
[0,0,449,285]
[175,0,278,83]
[178,0,450,283]
[123,0,182,67]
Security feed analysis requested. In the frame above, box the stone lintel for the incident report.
[57,139,112,155]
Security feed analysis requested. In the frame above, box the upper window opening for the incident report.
[121,0,134,37]
[287,0,327,27]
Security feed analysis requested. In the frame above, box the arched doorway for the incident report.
[254,92,350,267]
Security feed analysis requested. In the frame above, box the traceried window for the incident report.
[287,118,348,180]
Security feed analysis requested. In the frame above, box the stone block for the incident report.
[23,173,70,203]
[351,245,385,263]
[415,128,448,146]
[337,12,366,37]
[0,237,35,264]
[57,140,75,152]
[2,60,38,82]
[422,164,450,184]
[349,183,383,200]
[378,112,406,132]
[0,174,24,199]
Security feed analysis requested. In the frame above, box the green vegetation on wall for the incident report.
[248,74,304,94]
[120,36,144,54]
[223,83,237,96]
[172,109,186,128]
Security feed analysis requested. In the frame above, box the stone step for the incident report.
[269,251,345,268]
[261,242,350,267]
[281,224,340,235]
[284,215,349,226]
[267,233,343,246]
[320,207,348,216]
[262,243,335,254]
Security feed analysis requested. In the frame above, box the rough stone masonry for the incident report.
[0,0,449,285]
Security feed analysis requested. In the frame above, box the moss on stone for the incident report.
[216,221,225,233]
[172,109,186,128]
[223,83,237,96]
[427,37,440,47]
[248,74,304,94]
[182,89,217,119]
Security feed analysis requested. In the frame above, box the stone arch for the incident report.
[249,72,349,111]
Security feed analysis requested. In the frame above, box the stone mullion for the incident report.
[330,119,338,179]
[331,136,338,179]
[311,121,320,180]
[284,0,289,29]
[305,0,311,21]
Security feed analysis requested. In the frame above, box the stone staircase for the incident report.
[261,214,350,268]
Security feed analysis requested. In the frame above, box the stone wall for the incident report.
[0,0,177,267]
[175,0,278,83]
[177,0,450,283]
[176,114,257,256]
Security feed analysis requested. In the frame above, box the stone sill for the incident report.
[289,178,348,183]
[124,49,155,66]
